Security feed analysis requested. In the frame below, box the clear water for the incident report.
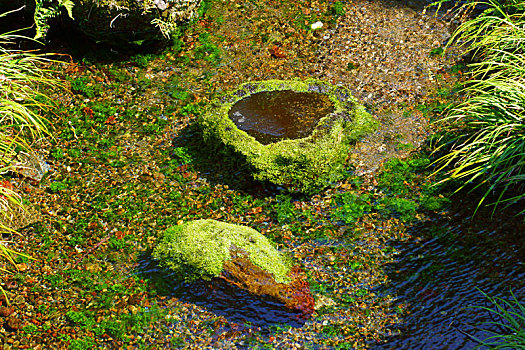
[375,202,525,349]
[228,90,334,145]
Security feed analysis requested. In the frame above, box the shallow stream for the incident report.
[3,0,524,348]
[376,201,525,349]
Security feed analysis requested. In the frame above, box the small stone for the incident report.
[153,172,165,183]
[314,294,337,310]
[154,0,167,10]
[12,152,49,181]
[311,21,324,30]
[269,45,286,58]
[0,307,14,317]
[16,263,27,272]
[6,318,22,331]
[85,263,102,273]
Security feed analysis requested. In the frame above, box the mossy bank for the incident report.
[198,79,378,194]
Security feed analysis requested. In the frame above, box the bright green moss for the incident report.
[152,219,291,283]
[198,79,377,194]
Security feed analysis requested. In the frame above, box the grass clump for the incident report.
[468,289,525,349]
[0,15,59,299]
[432,0,525,211]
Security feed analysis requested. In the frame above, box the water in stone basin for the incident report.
[228,90,334,145]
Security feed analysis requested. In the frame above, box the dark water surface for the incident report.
[137,255,307,328]
[375,203,525,349]
[228,90,334,144]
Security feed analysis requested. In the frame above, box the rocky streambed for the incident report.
[1,0,523,349]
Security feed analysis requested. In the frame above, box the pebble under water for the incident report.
[228,90,334,145]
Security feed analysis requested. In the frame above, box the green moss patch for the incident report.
[152,219,291,283]
[198,79,377,194]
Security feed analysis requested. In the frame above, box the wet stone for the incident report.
[6,318,22,331]
[0,307,14,317]
[228,90,334,145]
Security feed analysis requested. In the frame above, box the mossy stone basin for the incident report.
[199,79,377,194]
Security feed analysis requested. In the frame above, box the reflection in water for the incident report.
[375,204,525,349]
[137,255,307,328]
[228,90,334,145]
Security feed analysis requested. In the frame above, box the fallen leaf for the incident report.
[105,115,117,124]
[269,45,287,58]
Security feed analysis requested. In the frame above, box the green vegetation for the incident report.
[332,157,451,225]
[70,76,103,98]
[194,32,221,62]
[429,47,444,56]
[433,0,525,211]
[469,290,525,349]
[33,0,75,39]
[429,0,525,342]
[65,303,164,344]
[0,16,59,298]
[68,337,96,350]
[199,79,378,194]
[332,192,372,224]
[153,219,292,282]
[331,2,346,18]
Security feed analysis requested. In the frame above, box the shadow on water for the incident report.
[374,197,525,349]
[135,251,308,329]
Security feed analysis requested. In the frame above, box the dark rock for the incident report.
[220,252,315,321]
[154,220,315,323]
[72,0,202,44]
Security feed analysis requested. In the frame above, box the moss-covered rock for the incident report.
[153,219,291,283]
[23,0,201,42]
[198,79,378,194]
[71,0,202,43]
[153,219,315,321]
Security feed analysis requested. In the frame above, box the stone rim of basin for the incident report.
[198,79,377,194]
